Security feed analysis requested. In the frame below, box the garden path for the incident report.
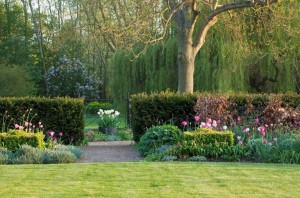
[77,141,143,163]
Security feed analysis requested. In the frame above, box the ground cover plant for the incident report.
[0,162,299,197]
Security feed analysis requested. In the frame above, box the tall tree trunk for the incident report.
[177,30,195,93]
[28,0,49,93]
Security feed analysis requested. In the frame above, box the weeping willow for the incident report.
[109,2,300,99]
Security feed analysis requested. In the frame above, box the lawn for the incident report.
[0,162,300,197]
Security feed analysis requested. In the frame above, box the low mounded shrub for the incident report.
[138,125,183,157]
[184,128,234,146]
[0,144,82,164]
[0,132,45,150]
[42,150,77,164]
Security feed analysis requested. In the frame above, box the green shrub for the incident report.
[184,128,234,146]
[0,97,84,144]
[187,156,207,162]
[85,101,113,114]
[53,144,83,158]
[1,144,81,164]
[138,125,183,157]
[42,149,77,164]
[0,132,45,150]
[131,91,197,142]
[0,147,8,164]
[12,145,43,164]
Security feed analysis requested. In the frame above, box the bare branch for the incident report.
[193,0,278,53]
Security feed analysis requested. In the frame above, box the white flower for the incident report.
[246,128,250,132]
[223,126,227,130]
[115,111,120,116]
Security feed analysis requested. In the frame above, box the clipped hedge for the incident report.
[184,128,234,146]
[0,132,44,150]
[131,92,300,142]
[0,97,84,144]
[85,101,113,114]
[131,91,197,142]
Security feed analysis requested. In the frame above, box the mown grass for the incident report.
[0,162,300,197]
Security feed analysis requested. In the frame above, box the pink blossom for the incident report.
[52,136,57,141]
[206,123,212,128]
[194,115,200,122]
[237,136,242,141]
[58,132,63,137]
[207,118,212,124]
[29,122,32,126]
[19,126,24,130]
[273,137,278,142]
[212,120,217,127]
[49,131,55,136]
[38,121,42,125]
[243,129,247,133]
[39,124,43,129]
[237,116,241,122]
[24,121,29,127]
[14,124,19,129]
[181,121,188,126]
[263,139,268,144]
[201,122,206,128]
[217,119,221,124]
[238,141,243,145]
[255,118,259,123]
[258,126,265,132]
[261,131,266,137]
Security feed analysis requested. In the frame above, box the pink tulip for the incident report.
[181,121,188,126]
[207,118,212,124]
[237,116,241,122]
[14,124,19,129]
[255,118,259,123]
[263,139,268,144]
[194,115,200,122]
[261,131,266,137]
[24,121,29,127]
[58,132,63,137]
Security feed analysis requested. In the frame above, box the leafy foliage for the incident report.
[138,125,183,157]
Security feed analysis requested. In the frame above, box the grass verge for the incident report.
[0,162,300,197]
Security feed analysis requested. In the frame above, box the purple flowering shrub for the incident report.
[45,55,101,98]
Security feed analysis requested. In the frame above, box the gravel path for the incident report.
[77,141,143,163]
